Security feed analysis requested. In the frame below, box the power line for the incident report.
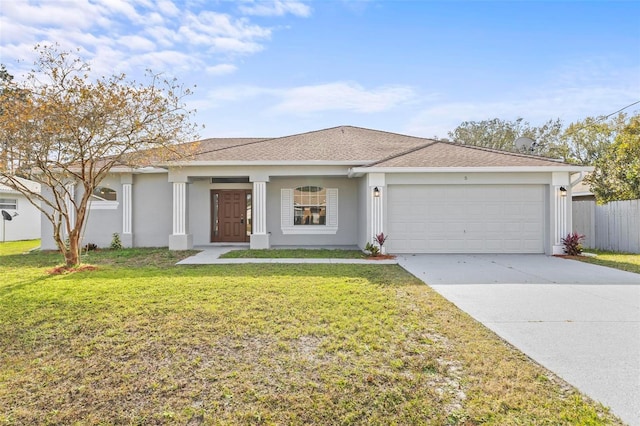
[599,99,640,120]
[563,100,640,138]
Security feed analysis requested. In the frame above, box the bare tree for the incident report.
[0,45,199,267]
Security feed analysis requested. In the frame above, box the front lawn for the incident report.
[220,248,367,259]
[0,245,621,424]
[576,250,640,274]
[0,239,40,256]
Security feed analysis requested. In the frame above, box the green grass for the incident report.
[220,248,368,259]
[575,249,640,274]
[0,239,40,256]
[0,243,622,425]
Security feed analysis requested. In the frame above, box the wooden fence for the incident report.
[572,199,640,253]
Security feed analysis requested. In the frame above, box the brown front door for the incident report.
[211,190,251,242]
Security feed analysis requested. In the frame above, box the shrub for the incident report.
[364,242,380,256]
[110,233,123,250]
[562,232,586,256]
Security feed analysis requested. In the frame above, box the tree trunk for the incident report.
[65,232,80,267]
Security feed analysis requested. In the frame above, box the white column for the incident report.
[172,182,186,235]
[553,185,568,254]
[122,183,132,235]
[250,180,270,249]
[371,186,384,243]
[169,181,192,250]
[253,181,267,235]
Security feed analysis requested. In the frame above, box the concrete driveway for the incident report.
[397,254,640,426]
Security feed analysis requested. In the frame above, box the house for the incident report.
[0,177,41,242]
[571,178,595,201]
[40,126,591,255]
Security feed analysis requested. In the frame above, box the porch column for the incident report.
[169,180,193,250]
[371,186,384,247]
[250,178,270,249]
[368,173,386,253]
[552,172,570,255]
[121,174,133,248]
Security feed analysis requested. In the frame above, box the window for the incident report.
[281,186,338,234]
[92,186,117,201]
[294,186,326,225]
[0,198,17,210]
[89,186,118,209]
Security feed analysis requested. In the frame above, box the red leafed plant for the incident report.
[562,232,586,256]
[375,232,388,250]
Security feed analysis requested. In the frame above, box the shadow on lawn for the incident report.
[1,248,423,288]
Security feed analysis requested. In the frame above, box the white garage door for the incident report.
[387,185,545,253]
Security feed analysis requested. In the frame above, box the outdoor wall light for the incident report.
[373,187,380,197]
[559,186,567,197]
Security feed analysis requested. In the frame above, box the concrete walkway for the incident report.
[397,254,640,426]
[176,246,397,265]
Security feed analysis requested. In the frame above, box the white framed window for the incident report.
[89,186,119,210]
[281,186,338,235]
[0,198,17,210]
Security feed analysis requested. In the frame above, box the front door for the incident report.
[211,190,251,242]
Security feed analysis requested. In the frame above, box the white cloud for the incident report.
[206,64,238,75]
[127,50,203,72]
[239,0,312,17]
[0,1,285,78]
[273,82,415,113]
[117,35,156,52]
[157,0,180,17]
[207,82,416,113]
[181,11,271,41]
[0,0,101,30]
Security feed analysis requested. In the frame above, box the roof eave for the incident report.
[163,160,373,167]
[349,165,594,177]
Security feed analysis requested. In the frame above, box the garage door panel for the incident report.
[388,184,545,254]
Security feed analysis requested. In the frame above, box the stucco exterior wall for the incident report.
[0,191,40,242]
[132,173,172,247]
[189,178,252,246]
[81,174,122,247]
[266,176,358,246]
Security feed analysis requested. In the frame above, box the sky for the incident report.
[0,0,639,140]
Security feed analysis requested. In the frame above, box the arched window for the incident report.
[92,186,117,201]
[281,185,338,235]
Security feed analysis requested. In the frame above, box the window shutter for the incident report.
[326,188,338,227]
[281,188,293,228]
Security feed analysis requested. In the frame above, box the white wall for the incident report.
[267,176,359,246]
[81,174,122,247]
[0,191,40,242]
[132,173,172,247]
[189,179,253,246]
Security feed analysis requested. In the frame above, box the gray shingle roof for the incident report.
[179,125,574,168]
[185,126,430,163]
[366,140,570,168]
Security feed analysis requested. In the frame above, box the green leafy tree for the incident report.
[448,117,564,157]
[586,114,640,203]
[0,45,199,267]
[551,113,628,165]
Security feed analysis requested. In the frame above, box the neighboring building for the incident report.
[571,178,595,201]
[40,126,591,255]
[0,177,41,242]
